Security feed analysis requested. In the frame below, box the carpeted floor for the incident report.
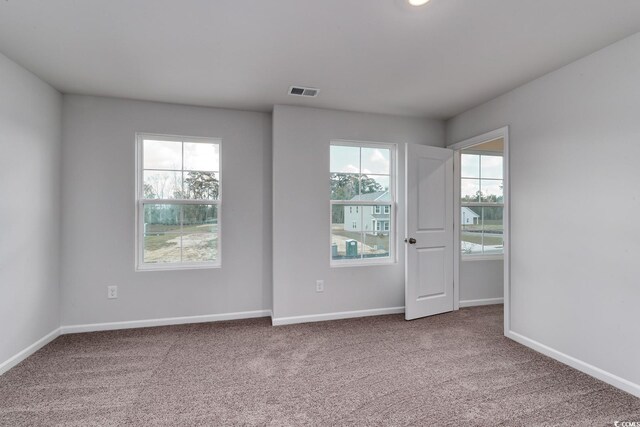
[0,305,638,426]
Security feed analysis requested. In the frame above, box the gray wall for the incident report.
[446,33,640,385]
[272,105,444,320]
[460,260,503,302]
[60,95,272,326]
[0,53,62,364]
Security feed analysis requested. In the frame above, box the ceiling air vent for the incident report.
[289,86,319,97]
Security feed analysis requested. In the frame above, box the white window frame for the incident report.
[135,133,222,271]
[330,140,397,267]
[460,149,504,259]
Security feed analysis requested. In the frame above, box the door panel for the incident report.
[418,157,447,231]
[405,144,454,320]
[417,248,446,299]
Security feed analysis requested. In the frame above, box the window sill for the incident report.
[461,255,503,262]
[136,262,221,272]
[330,260,397,268]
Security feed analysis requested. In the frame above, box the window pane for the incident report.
[460,206,503,256]
[361,147,390,175]
[363,232,390,259]
[143,170,183,199]
[482,206,503,254]
[143,204,182,263]
[480,179,503,203]
[365,204,391,260]
[143,204,181,233]
[481,155,503,179]
[181,233,217,262]
[461,206,481,227]
[330,145,360,173]
[330,173,359,200]
[461,206,482,255]
[183,204,218,233]
[144,234,182,263]
[183,171,220,200]
[361,175,389,195]
[143,140,182,170]
[331,204,363,261]
[461,179,480,202]
[183,142,219,172]
[461,154,480,178]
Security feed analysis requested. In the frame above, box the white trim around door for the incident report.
[449,126,510,335]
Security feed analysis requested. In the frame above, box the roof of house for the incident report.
[461,206,481,217]
[349,191,390,202]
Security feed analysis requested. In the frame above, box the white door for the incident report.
[405,143,454,320]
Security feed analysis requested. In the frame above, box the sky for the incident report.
[461,153,503,200]
[144,139,220,171]
[143,138,220,199]
[330,145,390,175]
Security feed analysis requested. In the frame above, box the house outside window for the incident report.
[330,141,395,265]
[136,133,221,270]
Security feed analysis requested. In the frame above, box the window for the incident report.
[460,151,503,256]
[330,141,395,265]
[136,134,221,270]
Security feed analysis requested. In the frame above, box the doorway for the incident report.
[449,127,510,334]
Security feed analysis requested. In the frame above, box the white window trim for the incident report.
[460,151,504,259]
[135,133,222,271]
[330,140,397,267]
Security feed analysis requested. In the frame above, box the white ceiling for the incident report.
[1,0,639,119]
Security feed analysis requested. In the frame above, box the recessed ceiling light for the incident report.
[408,0,430,6]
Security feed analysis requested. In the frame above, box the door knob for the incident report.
[405,238,417,244]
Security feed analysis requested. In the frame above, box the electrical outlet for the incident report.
[107,285,118,299]
[316,280,324,293]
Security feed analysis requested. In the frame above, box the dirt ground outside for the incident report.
[144,230,217,263]
[331,225,389,257]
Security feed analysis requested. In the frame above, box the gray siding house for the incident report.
[343,191,391,234]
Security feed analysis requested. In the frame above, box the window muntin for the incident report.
[460,152,503,256]
[137,134,221,270]
[330,141,395,265]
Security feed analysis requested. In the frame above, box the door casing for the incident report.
[448,126,510,335]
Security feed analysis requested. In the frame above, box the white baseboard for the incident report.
[272,306,405,326]
[60,309,272,334]
[507,330,640,398]
[0,328,61,376]
[459,297,504,307]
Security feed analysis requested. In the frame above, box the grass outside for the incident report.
[461,231,502,246]
[462,219,503,233]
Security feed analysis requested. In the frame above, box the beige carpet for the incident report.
[0,305,638,426]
